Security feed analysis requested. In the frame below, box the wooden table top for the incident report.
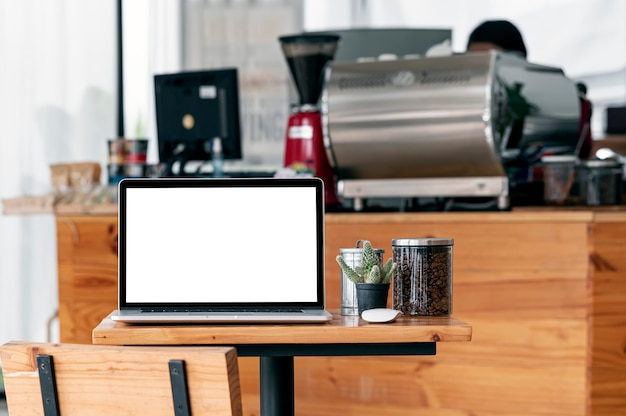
[92,310,472,346]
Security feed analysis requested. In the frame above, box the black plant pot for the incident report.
[355,282,390,315]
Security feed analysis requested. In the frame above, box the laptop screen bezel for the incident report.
[117,177,326,311]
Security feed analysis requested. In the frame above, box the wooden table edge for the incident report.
[92,311,472,345]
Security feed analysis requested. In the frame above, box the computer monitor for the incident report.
[154,68,242,175]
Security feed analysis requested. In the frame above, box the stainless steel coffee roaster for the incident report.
[321,51,581,210]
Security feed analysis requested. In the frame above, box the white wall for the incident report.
[303,0,626,137]
[303,0,625,76]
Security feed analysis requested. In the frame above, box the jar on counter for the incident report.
[578,159,623,206]
[392,238,454,316]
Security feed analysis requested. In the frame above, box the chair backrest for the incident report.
[0,341,243,416]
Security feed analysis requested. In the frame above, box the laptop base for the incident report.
[110,309,333,324]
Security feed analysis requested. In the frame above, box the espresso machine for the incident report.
[279,34,341,207]
[322,51,582,210]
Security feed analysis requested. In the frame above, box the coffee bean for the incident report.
[391,244,452,316]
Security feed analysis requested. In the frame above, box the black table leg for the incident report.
[259,356,294,416]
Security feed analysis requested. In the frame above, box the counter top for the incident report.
[325,208,626,223]
[4,186,626,219]
[44,206,626,221]
[2,186,117,215]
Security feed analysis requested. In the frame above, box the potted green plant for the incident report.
[336,240,396,315]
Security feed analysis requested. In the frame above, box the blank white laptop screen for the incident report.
[122,181,320,305]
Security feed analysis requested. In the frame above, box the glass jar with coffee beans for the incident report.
[391,238,453,316]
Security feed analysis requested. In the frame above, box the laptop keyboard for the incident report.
[141,308,305,313]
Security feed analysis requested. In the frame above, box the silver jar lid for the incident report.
[392,238,454,246]
[339,247,384,254]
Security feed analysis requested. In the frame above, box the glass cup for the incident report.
[542,155,579,205]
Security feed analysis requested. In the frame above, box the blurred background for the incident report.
[0,0,624,344]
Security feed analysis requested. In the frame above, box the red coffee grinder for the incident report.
[278,34,341,207]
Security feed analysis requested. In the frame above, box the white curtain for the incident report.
[122,0,181,163]
[0,1,116,344]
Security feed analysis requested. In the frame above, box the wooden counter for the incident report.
[56,210,626,416]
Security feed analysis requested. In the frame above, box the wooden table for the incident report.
[93,311,472,416]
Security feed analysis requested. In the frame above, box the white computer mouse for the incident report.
[361,308,401,323]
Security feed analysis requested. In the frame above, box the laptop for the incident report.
[110,177,332,323]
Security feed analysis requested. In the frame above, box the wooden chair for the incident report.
[0,341,242,416]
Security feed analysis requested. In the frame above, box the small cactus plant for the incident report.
[336,240,396,284]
